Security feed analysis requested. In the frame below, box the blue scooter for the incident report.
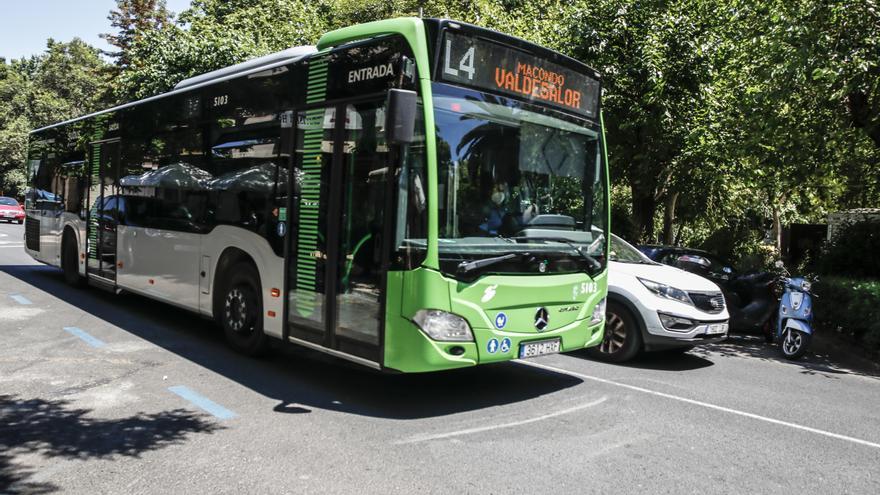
[772,261,815,359]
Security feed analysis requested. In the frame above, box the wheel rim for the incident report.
[600,312,627,354]
[225,286,254,334]
[782,329,802,356]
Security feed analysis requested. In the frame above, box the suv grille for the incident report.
[688,292,725,313]
[25,217,40,251]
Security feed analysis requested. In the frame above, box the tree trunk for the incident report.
[662,191,679,245]
[771,205,782,253]
[631,185,656,243]
[674,220,685,245]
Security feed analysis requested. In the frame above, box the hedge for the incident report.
[813,277,880,357]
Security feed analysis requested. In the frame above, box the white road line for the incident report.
[397,396,607,444]
[518,359,880,451]
[9,294,32,305]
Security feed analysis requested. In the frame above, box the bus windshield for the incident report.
[432,83,607,278]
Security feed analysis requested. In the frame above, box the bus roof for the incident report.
[30,45,316,134]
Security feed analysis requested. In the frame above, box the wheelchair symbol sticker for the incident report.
[499,338,511,353]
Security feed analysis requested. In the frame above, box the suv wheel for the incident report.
[588,301,642,362]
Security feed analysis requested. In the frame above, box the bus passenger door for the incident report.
[86,140,120,282]
[330,101,389,363]
[285,101,388,366]
[287,107,334,346]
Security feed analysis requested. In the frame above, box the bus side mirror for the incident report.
[386,89,417,145]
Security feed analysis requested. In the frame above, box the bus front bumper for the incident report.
[383,315,604,373]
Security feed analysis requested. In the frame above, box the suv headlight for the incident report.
[590,297,606,325]
[412,310,474,342]
[638,278,693,306]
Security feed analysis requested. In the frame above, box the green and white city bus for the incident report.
[24,18,609,372]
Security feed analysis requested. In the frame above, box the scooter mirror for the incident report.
[774,260,784,268]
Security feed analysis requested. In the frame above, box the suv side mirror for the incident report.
[386,89,417,145]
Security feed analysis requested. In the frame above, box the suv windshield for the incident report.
[610,234,654,264]
[432,84,607,278]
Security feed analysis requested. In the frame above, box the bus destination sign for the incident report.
[440,31,599,119]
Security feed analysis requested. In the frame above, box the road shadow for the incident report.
[690,334,880,380]
[0,394,222,495]
[569,347,715,371]
[0,264,582,420]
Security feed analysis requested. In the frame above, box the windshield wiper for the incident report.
[457,252,532,275]
[510,236,602,273]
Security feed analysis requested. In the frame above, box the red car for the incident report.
[0,196,25,224]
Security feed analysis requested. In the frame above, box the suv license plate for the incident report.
[706,323,727,335]
[519,338,561,359]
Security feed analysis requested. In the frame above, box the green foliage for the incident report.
[818,220,880,278]
[561,0,720,242]
[115,0,332,99]
[814,276,880,356]
[0,39,110,197]
[101,0,172,68]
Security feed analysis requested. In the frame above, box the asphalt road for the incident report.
[1,220,878,494]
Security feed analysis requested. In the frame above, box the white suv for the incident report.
[589,235,730,362]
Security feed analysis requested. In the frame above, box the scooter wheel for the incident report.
[780,329,811,359]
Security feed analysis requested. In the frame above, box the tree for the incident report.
[0,39,110,197]
[101,0,173,70]
[704,0,880,253]
[559,0,721,242]
[115,0,333,99]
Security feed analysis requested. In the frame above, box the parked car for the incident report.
[638,245,738,286]
[638,244,775,333]
[0,196,25,224]
[589,235,729,362]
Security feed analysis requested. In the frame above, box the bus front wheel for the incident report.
[219,262,268,356]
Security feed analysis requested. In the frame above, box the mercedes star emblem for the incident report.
[534,307,549,331]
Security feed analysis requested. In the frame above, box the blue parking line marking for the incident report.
[10,294,32,305]
[63,326,106,348]
[168,386,237,420]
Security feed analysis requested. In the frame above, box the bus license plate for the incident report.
[519,338,561,359]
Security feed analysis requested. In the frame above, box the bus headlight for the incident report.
[590,297,606,325]
[413,310,474,342]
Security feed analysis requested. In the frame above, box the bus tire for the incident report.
[219,262,268,356]
[62,231,84,287]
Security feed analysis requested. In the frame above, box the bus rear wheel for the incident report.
[62,234,84,287]
[219,262,268,356]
